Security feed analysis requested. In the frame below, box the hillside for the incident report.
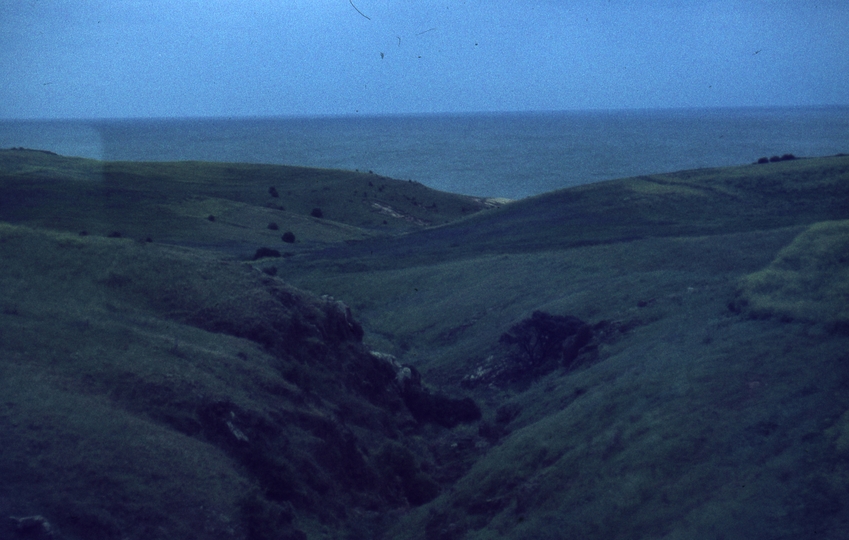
[0,148,498,255]
[1,150,849,539]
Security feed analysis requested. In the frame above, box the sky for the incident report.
[2,0,848,119]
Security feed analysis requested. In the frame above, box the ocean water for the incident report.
[2,107,847,200]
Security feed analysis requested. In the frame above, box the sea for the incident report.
[2,106,847,200]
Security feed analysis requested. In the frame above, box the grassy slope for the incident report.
[2,150,849,539]
[271,156,849,539]
[737,219,849,327]
[0,148,494,254]
[274,156,849,371]
[0,223,454,540]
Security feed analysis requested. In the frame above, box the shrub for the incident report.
[499,311,587,370]
[310,208,323,218]
[107,231,122,238]
[405,472,440,506]
[268,186,279,198]
[402,386,481,428]
[757,157,770,164]
[267,222,279,231]
[781,153,797,161]
[374,443,440,506]
[207,215,216,222]
[281,232,296,243]
[252,247,281,260]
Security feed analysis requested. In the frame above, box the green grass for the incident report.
[0,223,449,539]
[737,219,849,327]
[0,148,494,254]
[2,150,849,539]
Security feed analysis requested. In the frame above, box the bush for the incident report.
[207,215,216,222]
[374,443,440,506]
[757,157,769,164]
[310,208,323,218]
[281,231,296,243]
[402,386,481,428]
[252,247,281,260]
[499,311,587,369]
[268,222,279,231]
[268,186,279,198]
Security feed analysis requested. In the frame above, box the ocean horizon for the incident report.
[2,106,848,199]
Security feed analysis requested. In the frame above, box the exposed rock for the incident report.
[321,295,364,343]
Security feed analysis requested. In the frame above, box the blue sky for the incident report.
[2,0,848,118]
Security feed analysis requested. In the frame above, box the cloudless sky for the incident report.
[2,0,848,119]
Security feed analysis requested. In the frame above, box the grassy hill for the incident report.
[0,148,496,255]
[1,149,848,539]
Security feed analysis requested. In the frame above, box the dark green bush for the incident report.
[252,247,281,260]
[402,385,481,428]
[282,231,296,243]
[499,311,586,369]
[374,443,440,506]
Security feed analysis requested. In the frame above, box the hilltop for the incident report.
[0,148,501,255]
[1,149,848,539]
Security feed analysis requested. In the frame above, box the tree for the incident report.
[499,311,586,369]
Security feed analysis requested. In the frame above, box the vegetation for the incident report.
[735,219,849,329]
[1,148,849,539]
[498,311,588,370]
